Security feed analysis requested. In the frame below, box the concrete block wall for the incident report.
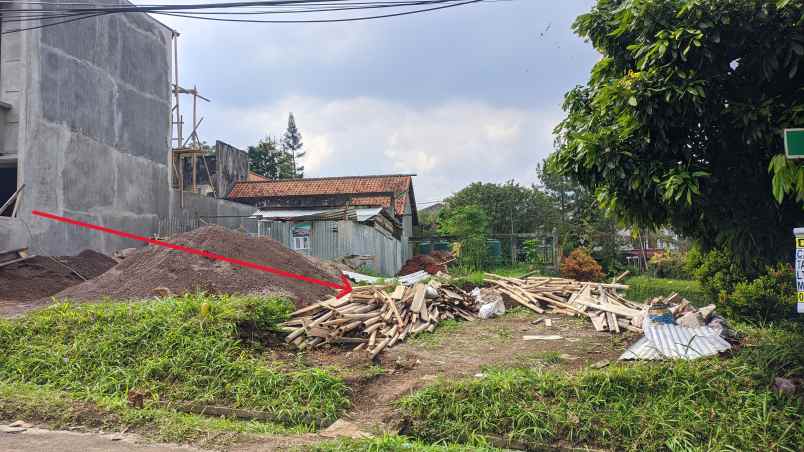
[3,3,255,256]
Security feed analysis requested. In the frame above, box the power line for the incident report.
[0,0,493,33]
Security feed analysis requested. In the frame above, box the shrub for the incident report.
[649,251,689,279]
[438,205,489,271]
[686,247,747,304]
[728,264,797,321]
[560,248,603,281]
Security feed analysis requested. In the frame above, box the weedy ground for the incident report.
[0,294,349,447]
[396,321,804,451]
[1,283,801,452]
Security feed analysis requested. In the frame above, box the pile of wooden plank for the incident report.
[484,273,648,333]
[280,281,478,358]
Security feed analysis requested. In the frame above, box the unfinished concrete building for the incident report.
[0,2,253,257]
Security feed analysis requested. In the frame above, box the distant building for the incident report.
[227,175,419,275]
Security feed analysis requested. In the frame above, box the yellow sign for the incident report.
[798,230,804,314]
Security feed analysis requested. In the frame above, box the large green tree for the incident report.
[551,0,804,272]
[537,162,625,268]
[442,181,555,235]
[247,136,294,180]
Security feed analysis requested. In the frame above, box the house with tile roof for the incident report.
[227,174,418,275]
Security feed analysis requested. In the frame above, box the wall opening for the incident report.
[0,165,18,216]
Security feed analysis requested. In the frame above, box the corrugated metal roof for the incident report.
[251,207,383,223]
[620,322,731,361]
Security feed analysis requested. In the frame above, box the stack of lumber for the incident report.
[484,273,647,334]
[280,281,477,358]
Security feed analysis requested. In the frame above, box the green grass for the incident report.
[0,294,350,429]
[0,382,308,446]
[448,264,536,287]
[624,275,706,305]
[307,434,500,451]
[398,321,804,451]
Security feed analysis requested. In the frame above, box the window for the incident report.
[293,236,310,251]
[0,165,17,217]
[291,222,311,254]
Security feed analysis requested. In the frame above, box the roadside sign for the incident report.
[796,228,804,314]
[784,129,804,159]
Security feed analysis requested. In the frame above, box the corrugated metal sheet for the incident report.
[256,219,403,275]
[620,322,731,361]
[344,269,429,286]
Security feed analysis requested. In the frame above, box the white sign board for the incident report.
[796,228,804,314]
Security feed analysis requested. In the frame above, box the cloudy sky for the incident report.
[155,1,599,203]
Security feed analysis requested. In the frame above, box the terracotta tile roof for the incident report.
[247,172,268,182]
[228,174,415,217]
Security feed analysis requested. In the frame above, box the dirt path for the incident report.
[0,426,207,452]
[301,309,631,435]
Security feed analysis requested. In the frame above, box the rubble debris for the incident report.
[482,273,732,361]
[473,287,505,319]
[280,281,478,357]
[773,377,799,396]
[319,419,372,439]
[52,226,338,308]
[397,250,455,276]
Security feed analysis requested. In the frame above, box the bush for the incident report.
[728,264,797,321]
[438,205,489,271]
[648,251,689,279]
[560,248,603,281]
[685,247,747,304]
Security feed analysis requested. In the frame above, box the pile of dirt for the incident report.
[0,250,116,303]
[0,250,117,317]
[397,250,454,276]
[53,226,337,307]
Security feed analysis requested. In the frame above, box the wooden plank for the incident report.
[572,297,640,318]
[390,285,406,300]
[411,283,426,313]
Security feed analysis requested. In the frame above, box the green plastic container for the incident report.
[486,239,502,265]
[433,241,450,252]
[418,241,433,255]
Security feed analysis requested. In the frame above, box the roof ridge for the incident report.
[233,174,416,184]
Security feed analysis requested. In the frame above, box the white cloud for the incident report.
[201,96,562,202]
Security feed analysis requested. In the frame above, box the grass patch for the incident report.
[399,321,804,451]
[625,276,706,305]
[449,264,536,288]
[0,294,350,430]
[0,382,308,446]
[307,434,500,451]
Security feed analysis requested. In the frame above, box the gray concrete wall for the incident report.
[0,2,255,256]
[0,217,29,254]
[215,140,248,198]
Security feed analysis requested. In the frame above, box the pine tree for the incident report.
[280,113,305,178]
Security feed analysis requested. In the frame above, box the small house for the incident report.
[227,175,418,275]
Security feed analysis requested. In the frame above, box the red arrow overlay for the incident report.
[32,210,352,299]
